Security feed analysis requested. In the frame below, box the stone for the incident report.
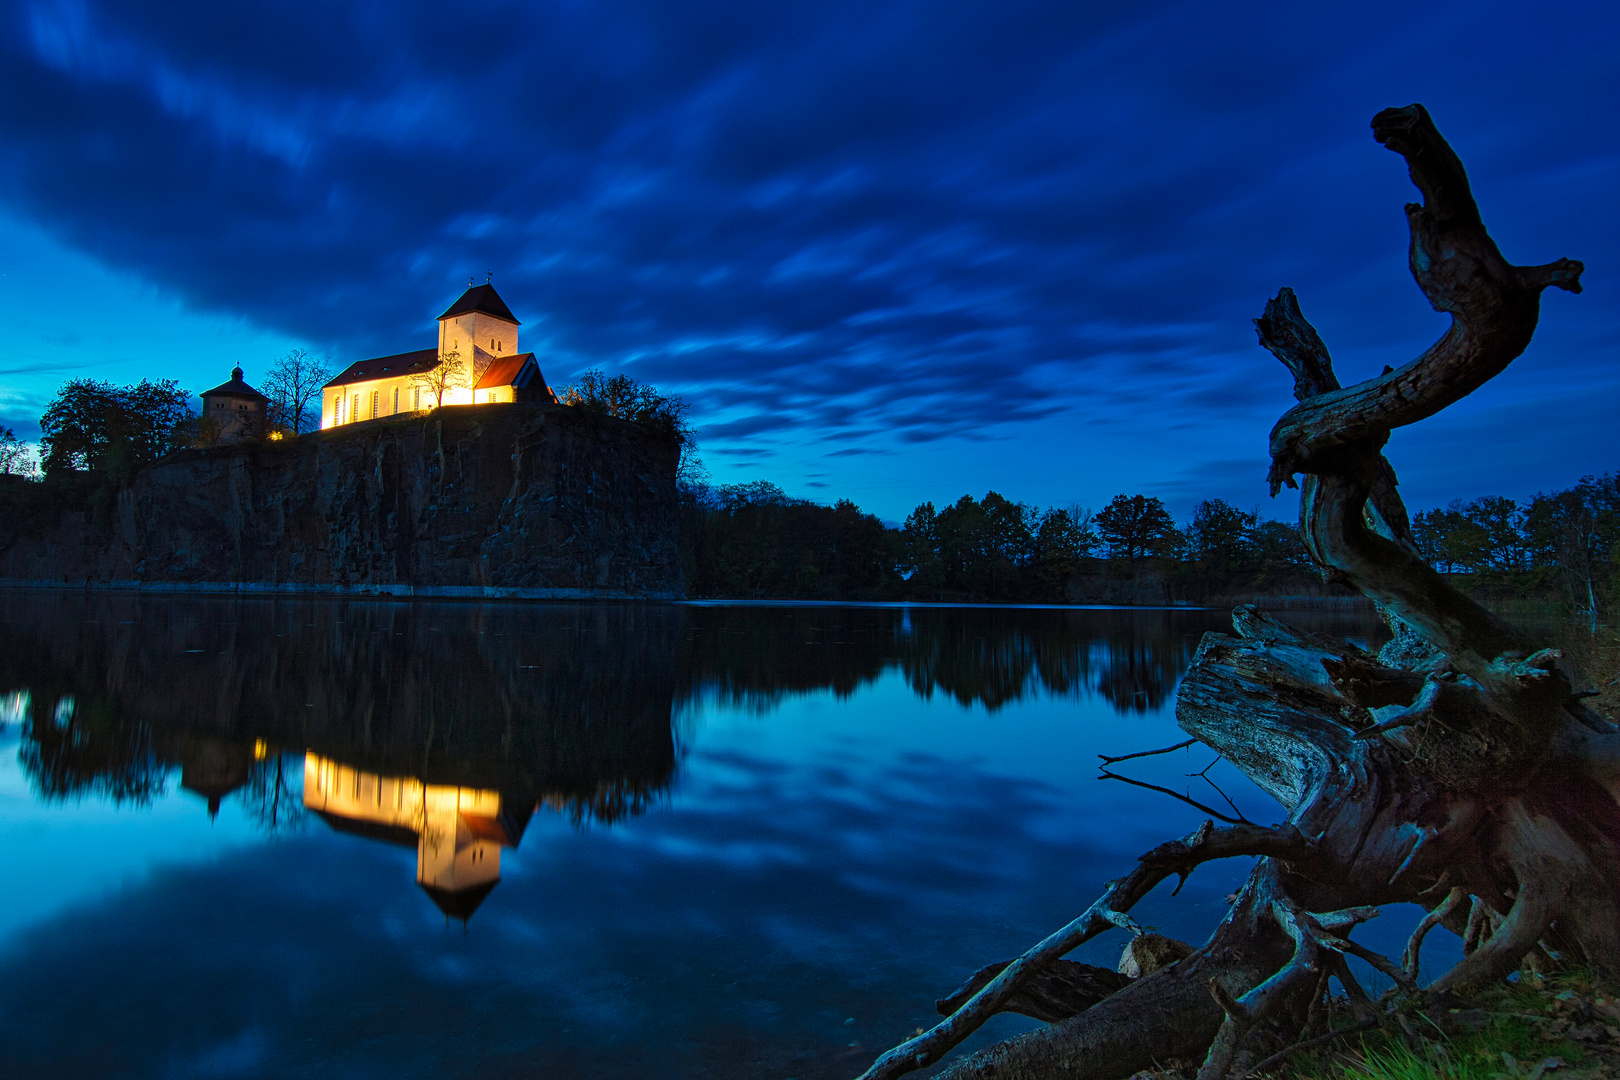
[0,403,681,598]
[1117,933,1194,979]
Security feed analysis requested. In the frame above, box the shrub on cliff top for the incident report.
[560,369,695,452]
[39,378,196,480]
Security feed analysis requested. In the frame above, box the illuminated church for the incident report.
[321,282,555,429]
[302,753,533,922]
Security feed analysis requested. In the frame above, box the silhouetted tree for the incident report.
[1032,505,1097,597]
[1094,494,1178,560]
[39,378,195,479]
[1525,474,1619,632]
[561,368,695,454]
[864,105,1609,1080]
[1187,499,1257,570]
[261,348,334,434]
[0,427,37,477]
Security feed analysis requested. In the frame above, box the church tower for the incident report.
[437,281,521,382]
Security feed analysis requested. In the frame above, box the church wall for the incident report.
[0,403,683,599]
[322,375,447,430]
[439,311,518,380]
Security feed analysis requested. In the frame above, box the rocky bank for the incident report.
[0,403,682,597]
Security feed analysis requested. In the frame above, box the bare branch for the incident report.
[1099,770,1251,825]
[1099,737,1198,765]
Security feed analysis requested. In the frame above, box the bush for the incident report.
[559,369,694,451]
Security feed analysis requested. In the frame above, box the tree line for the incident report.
[680,481,1322,603]
[1412,480,1620,630]
[6,364,1611,619]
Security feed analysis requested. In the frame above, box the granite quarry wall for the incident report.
[0,403,682,598]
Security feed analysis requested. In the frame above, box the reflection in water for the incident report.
[303,754,528,920]
[0,590,1384,921]
[0,590,1393,1079]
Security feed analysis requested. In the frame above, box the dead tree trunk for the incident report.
[852,105,1612,1080]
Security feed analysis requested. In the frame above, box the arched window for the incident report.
[370,390,379,418]
[352,394,360,422]
[392,387,399,414]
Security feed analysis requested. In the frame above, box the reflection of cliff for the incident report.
[0,590,681,809]
[1,592,1382,819]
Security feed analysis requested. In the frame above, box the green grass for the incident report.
[1283,970,1619,1080]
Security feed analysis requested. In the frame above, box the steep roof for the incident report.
[419,879,500,923]
[201,367,268,401]
[438,283,520,325]
[323,348,439,389]
[473,352,537,390]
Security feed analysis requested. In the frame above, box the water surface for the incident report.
[0,591,1385,1079]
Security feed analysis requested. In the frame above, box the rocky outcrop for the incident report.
[0,403,681,597]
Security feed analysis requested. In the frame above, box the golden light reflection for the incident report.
[302,753,517,922]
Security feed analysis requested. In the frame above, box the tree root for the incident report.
[851,103,1615,1080]
[852,823,1312,1080]
[934,960,1131,1023]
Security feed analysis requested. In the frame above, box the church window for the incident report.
[370,390,379,418]
[414,386,421,409]
[393,387,399,413]
[352,394,360,422]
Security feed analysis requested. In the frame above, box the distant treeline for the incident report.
[680,474,1620,619]
[1410,477,1620,629]
[680,482,1322,605]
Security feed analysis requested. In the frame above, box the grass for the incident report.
[1280,970,1620,1080]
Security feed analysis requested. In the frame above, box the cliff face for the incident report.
[0,403,682,597]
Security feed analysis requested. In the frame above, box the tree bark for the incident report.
[854,104,1613,1080]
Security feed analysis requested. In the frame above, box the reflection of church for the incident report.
[301,754,534,922]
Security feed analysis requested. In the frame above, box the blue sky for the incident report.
[0,0,1614,521]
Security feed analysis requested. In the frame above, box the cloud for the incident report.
[0,0,1613,513]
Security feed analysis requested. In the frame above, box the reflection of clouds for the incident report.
[0,747,1243,1079]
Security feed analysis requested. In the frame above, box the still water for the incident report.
[0,591,1385,1079]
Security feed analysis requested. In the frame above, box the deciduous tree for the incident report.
[411,348,471,409]
[1094,494,1178,560]
[260,348,333,434]
[39,378,195,479]
[0,427,37,477]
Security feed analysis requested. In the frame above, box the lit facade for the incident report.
[320,283,554,431]
[302,753,524,920]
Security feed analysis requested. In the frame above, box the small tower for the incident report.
[437,281,520,383]
[200,366,271,442]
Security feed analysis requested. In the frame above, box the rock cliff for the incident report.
[0,403,682,597]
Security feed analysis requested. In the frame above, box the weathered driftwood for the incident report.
[852,104,1613,1080]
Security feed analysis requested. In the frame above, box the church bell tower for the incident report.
[436,280,521,381]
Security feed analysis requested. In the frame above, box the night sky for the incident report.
[0,0,1613,521]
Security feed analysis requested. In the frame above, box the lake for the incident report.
[0,590,1389,1079]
